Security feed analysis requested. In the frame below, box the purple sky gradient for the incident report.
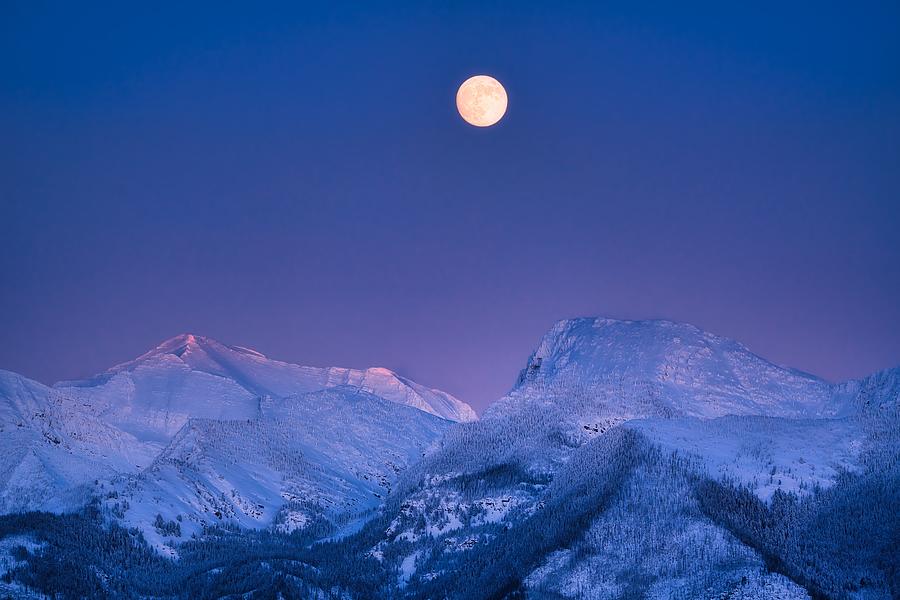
[2,2,899,412]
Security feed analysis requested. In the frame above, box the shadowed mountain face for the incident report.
[334,319,899,599]
[111,386,453,551]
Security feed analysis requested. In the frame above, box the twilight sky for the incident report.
[2,2,899,412]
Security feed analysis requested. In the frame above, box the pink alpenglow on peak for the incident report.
[54,333,476,442]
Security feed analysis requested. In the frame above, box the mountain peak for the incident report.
[150,332,232,354]
[153,333,204,356]
[493,316,841,420]
[109,333,270,372]
[530,317,805,379]
[54,333,476,424]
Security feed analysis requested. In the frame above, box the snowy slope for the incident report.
[0,370,155,513]
[111,386,451,550]
[625,416,864,500]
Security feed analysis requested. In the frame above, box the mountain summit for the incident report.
[56,333,476,440]
[491,317,846,420]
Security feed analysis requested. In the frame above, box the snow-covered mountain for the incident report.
[496,317,847,420]
[0,334,475,548]
[1,320,896,598]
[347,318,899,599]
[56,333,475,440]
[111,386,452,551]
[0,370,156,514]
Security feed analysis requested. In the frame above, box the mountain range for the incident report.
[0,319,896,599]
[0,333,474,552]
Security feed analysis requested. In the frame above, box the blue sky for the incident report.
[2,1,899,410]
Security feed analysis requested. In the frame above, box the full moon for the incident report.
[456,75,508,127]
